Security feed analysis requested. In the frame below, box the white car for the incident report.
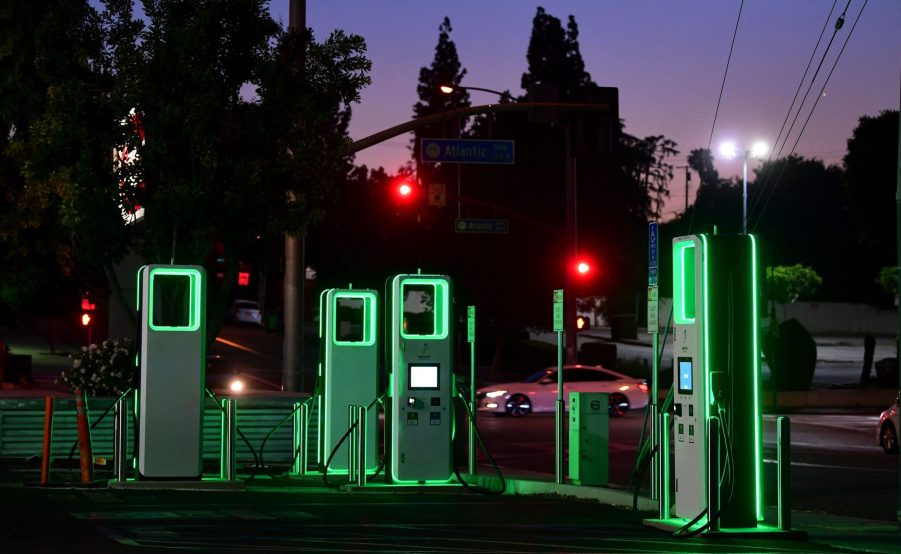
[227,300,263,326]
[877,397,898,454]
[476,365,648,417]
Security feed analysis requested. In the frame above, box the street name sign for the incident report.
[455,218,509,234]
[553,289,564,332]
[421,138,514,164]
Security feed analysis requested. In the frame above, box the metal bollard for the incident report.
[706,416,720,532]
[356,405,367,487]
[292,401,309,475]
[660,412,671,520]
[347,405,358,482]
[40,396,54,485]
[114,396,129,482]
[220,398,237,481]
[777,416,791,531]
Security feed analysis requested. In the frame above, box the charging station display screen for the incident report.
[335,297,364,342]
[678,358,693,394]
[409,364,439,390]
[402,284,435,336]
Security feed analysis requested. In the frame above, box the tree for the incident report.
[1,0,372,346]
[521,7,592,101]
[765,264,822,318]
[842,110,899,268]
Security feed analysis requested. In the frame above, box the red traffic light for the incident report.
[573,257,594,277]
[392,178,417,204]
[81,313,92,326]
[398,183,412,197]
[576,261,590,275]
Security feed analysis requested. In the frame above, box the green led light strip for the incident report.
[147,267,202,332]
[750,235,763,521]
[399,277,450,340]
[699,235,711,411]
[331,291,377,346]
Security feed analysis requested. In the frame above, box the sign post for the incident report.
[553,289,565,484]
[648,221,661,504]
[467,305,477,475]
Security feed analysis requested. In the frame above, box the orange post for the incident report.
[74,390,93,483]
[40,396,54,484]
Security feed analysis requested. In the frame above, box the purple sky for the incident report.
[270,0,899,218]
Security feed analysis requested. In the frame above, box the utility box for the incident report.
[569,392,609,486]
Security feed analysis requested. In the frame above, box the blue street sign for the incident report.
[648,222,658,285]
[421,138,515,164]
[455,218,509,234]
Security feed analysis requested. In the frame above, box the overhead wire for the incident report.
[706,0,745,152]
[749,0,867,232]
[747,0,850,225]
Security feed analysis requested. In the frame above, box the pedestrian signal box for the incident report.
[137,265,206,479]
[318,288,379,474]
[386,274,453,483]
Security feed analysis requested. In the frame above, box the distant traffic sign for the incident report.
[455,218,509,234]
[421,138,514,164]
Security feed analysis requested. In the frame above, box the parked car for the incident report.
[877,397,899,454]
[476,365,648,417]
[227,300,263,326]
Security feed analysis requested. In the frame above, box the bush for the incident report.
[58,338,136,396]
[767,318,817,391]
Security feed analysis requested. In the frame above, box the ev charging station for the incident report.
[137,265,206,479]
[386,273,453,484]
[318,288,379,474]
[658,233,763,532]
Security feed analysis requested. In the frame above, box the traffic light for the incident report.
[81,313,92,326]
[572,257,594,278]
[576,315,591,331]
[81,294,96,343]
[393,178,417,204]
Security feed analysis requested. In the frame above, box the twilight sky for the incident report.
[271,0,899,218]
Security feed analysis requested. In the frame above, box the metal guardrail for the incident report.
[0,396,317,467]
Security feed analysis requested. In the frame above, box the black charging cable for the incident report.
[451,383,506,495]
[321,394,385,488]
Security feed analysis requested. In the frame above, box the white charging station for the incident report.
[387,274,453,483]
[318,288,379,474]
[137,265,206,479]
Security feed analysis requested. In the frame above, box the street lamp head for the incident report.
[750,141,768,159]
[439,85,455,94]
[718,141,738,160]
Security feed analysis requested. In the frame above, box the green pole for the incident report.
[553,290,565,484]
[467,306,477,475]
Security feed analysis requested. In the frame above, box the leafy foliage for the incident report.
[876,266,898,296]
[765,264,822,305]
[59,338,136,396]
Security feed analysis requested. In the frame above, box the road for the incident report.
[470,411,898,522]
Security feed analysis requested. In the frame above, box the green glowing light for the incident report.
[318,290,329,340]
[147,267,202,332]
[331,291,377,346]
[399,277,449,340]
[699,235,711,411]
[673,241,696,324]
[750,234,763,520]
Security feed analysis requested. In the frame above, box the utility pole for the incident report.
[283,0,306,392]
[675,165,691,213]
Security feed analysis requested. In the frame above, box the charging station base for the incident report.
[643,518,808,539]
[108,479,245,491]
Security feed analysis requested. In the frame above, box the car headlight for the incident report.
[229,379,245,393]
[485,390,507,398]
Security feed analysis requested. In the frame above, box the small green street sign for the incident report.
[467,305,476,343]
[647,285,659,332]
[553,289,564,332]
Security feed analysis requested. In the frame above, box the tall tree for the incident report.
[842,110,899,268]
[521,7,592,101]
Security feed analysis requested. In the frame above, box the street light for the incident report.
[719,140,768,234]
[439,84,511,102]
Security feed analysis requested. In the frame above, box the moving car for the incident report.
[227,300,263,326]
[476,364,648,417]
[877,397,899,454]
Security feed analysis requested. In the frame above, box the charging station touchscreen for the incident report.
[678,358,693,394]
[409,364,439,389]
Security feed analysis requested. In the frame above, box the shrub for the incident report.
[59,338,136,396]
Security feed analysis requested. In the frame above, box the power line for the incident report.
[747,0,851,223]
[750,0,868,233]
[706,0,745,152]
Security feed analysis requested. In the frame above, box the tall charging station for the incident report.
[386,273,453,484]
[317,288,379,474]
[137,265,206,479]
[651,233,764,533]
